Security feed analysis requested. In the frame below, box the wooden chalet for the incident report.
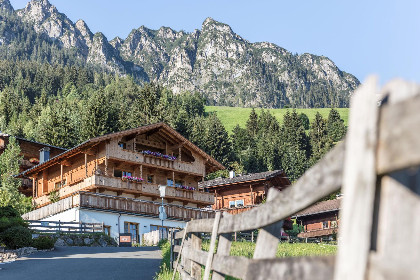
[199,170,291,215]
[19,123,224,242]
[0,133,66,196]
[292,198,341,239]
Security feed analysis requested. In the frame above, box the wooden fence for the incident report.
[169,77,420,280]
[28,220,104,234]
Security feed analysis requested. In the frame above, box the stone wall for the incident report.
[0,247,37,263]
[53,233,117,247]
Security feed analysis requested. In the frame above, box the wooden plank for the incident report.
[173,245,181,253]
[245,256,335,280]
[182,246,208,266]
[212,255,250,280]
[172,224,189,280]
[187,218,215,233]
[368,252,418,280]
[175,230,185,240]
[203,212,221,280]
[377,94,420,174]
[190,233,202,279]
[212,214,233,280]
[218,141,344,234]
[253,189,283,259]
[372,170,420,271]
[335,76,379,280]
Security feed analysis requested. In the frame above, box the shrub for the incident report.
[0,226,32,249]
[32,236,55,250]
[0,206,20,218]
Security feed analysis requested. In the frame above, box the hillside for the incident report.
[205,106,349,134]
[0,0,360,108]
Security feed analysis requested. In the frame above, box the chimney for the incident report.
[229,170,235,179]
[39,147,50,163]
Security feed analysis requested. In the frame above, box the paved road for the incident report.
[0,246,162,280]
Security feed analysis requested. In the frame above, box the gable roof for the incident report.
[292,198,341,218]
[199,170,290,189]
[18,122,224,177]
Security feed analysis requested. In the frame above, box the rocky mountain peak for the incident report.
[110,36,124,49]
[201,17,233,34]
[20,0,57,22]
[0,0,14,14]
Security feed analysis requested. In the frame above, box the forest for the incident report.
[0,59,346,182]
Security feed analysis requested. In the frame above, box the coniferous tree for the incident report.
[327,108,346,142]
[246,108,259,137]
[0,137,32,214]
[309,112,332,165]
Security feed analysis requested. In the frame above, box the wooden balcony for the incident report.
[107,144,205,176]
[297,227,338,238]
[33,175,215,207]
[24,192,216,221]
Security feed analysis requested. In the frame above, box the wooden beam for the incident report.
[82,148,96,156]
[105,157,108,176]
[60,164,64,185]
[140,165,143,179]
[85,153,88,177]
[61,159,71,167]
[136,138,165,149]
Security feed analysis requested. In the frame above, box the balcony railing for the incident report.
[33,175,215,207]
[107,144,205,176]
[24,192,216,221]
[297,227,338,238]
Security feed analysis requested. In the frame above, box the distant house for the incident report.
[292,198,341,240]
[0,133,66,196]
[18,123,224,243]
[199,170,291,215]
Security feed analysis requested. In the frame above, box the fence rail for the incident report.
[169,78,420,280]
[28,220,104,234]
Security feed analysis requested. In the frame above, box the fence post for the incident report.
[203,211,222,280]
[190,233,202,279]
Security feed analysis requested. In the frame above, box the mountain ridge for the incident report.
[0,0,360,108]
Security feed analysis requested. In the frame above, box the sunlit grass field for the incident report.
[205,106,349,134]
[155,240,337,279]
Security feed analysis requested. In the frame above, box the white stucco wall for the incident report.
[40,208,80,222]
[79,209,186,242]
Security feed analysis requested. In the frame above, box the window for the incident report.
[104,225,111,236]
[229,201,235,208]
[167,178,174,187]
[331,221,338,228]
[122,171,132,177]
[114,169,123,178]
[147,175,154,184]
[175,180,183,188]
[118,142,126,149]
[323,221,329,229]
[235,199,244,207]
[54,179,66,189]
[124,222,139,243]
[150,225,170,239]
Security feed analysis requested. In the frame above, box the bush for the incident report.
[32,236,55,250]
[0,226,32,249]
[0,206,20,218]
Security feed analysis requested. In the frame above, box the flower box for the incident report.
[141,150,177,161]
[122,176,144,183]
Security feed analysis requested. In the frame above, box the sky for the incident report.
[9,0,420,84]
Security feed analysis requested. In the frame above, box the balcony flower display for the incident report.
[122,176,144,183]
[141,150,177,161]
[175,185,196,191]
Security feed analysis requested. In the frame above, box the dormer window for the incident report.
[118,142,126,149]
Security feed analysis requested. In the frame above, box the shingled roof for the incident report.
[18,122,224,178]
[199,170,290,189]
[293,198,341,218]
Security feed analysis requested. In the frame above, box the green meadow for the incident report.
[205,106,349,134]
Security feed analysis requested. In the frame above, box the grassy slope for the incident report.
[155,240,337,279]
[206,106,349,134]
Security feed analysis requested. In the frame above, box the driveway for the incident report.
[0,246,162,280]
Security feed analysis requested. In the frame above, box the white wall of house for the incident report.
[79,209,186,242]
[40,207,80,222]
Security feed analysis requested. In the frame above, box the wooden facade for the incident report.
[199,170,291,214]
[0,133,66,196]
[19,123,224,221]
[293,198,341,239]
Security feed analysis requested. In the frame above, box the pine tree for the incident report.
[0,137,32,214]
[327,109,346,142]
[246,108,259,137]
[309,112,332,165]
